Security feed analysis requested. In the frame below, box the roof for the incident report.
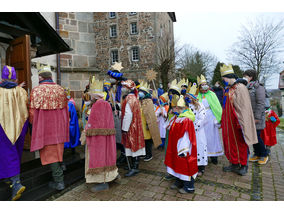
[167,12,176,22]
[0,12,72,57]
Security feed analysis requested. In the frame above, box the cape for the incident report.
[164,116,198,177]
[64,101,81,148]
[198,90,222,123]
[0,86,28,144]
[85,99,117,176]
[121,94,145,152]
[141,98,162,148]
[261,110,280,147]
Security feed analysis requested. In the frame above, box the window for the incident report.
[130,22,138,34]
[109,12,116,18]
[131,47,139,61]
[129,12,137,15]
[111,50,119,63]
[110,25,117,37]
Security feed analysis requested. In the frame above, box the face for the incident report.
[38,75,44,82]
[199,83,209,93]
[243,75,252,83]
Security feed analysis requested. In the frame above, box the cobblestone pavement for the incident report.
[49,129,284,201]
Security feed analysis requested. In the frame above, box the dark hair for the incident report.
[39,72,52,79]
[168,89,180,96]
[243,69,257,81]
[223,73,238,80]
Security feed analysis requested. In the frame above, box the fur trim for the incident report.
[86,128,116,136]
[86,165,117,174]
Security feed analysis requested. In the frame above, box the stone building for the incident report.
[58,12,176,95]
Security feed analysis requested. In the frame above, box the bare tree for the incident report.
[228,17,284,85]
[177,44,218,82]
[155,33,183,89]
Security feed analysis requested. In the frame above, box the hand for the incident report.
[19,81,26,87]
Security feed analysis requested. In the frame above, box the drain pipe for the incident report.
[55,12,61,85]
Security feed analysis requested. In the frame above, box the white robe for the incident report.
[201,98,223,157]
[166,132,198,181]
[122,102,146,157]
[188,103,208,166]
[155,106,167,138]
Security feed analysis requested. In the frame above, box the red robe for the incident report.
[164,117,198,177]
[121,94,145,152]
[221,85,249,166]
[261,110,280,147]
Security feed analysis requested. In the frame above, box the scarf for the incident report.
[0,81,18,89]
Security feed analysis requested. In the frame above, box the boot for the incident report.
[144,140,153,162]
[117,152,127,166]
[125,157,139,177]
[10,175,25,201]
[223,164,239,173]
[237,165,248,176]
[48,181,65,190]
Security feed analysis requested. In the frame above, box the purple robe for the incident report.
[0,120,28,180]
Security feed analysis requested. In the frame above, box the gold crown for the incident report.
[177,95,186,107]
[152,90,157,98]
[89,75,104,95]
[139,81,150,93]
[171,94,180,107]
[64,87,71,96]
[160,92,169,103]
[188,83,197,96]
[38,65,52,75]
[220,64,234,77]
[180,78,189,87]
[197,74,207,85]
[169,79,181,94]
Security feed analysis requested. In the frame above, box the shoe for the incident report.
[223,164,239,173]
[237,166,248,176]
[11,183,26,201]
[144,155,153,162]
[249,155,260,162]
[48,181,65,190]
[125,169,139,177]
[258,156,269,165]
[164,174,175,181]
[90,183,109,192]
[60,163,67,171]
[211,157,218,165]
[116,154,126,166]
[179,188,195,194]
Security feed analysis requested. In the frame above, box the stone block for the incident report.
[78,22,88,32]
[61,72,68,81]
[59,30,69,38]
[69,13,75,19]
[69,73,83,80]
[80,33,95,42]
[59,12,68,18]
[88,23,94,33]
[63,38,71,46]
[69,80,81,90]
[59,18,65,25]
[60,54,72,59]
[73,55,88,68]
[64,24,78,32]
[69,32,80,40]
[76,41,95,55]
[76,12,94,22]
[60,59,68,67]
[70,20,77,25]
[61,80,69,88]
[88,56,96,67]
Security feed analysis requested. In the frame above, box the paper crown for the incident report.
[220,64,234,77]
[197,74,207,85]
[139,81,150,93]
[177,95,186,107]
[152,90,157,98]
[64,87,71,96]
[160,92,169,103]
[169,79,185,94]
[38,65,52,75]
[1,65,16,80]
[188,83,198,99]
[89,75,104,95]
[111,62,124,72]
[180,78,189,87]
[171,94,180,107]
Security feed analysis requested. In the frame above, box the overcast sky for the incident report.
[174,12,284,89]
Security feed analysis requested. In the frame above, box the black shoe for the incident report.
[211,157,218,165]
[223,164,239,172]
[48,181,65,191]
[125,169,139,177]
[144,155,153,162]
[237,165,248,176]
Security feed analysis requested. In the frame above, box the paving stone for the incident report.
[240,193,251,200]
[194,195,213,201]
[222,194,237,201]
[162,195,178,201]
[153,193,164,200]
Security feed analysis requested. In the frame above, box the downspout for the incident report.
[55,12,61,85]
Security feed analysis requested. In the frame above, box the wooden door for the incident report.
[6,35,31,93]
[6,35,31,150]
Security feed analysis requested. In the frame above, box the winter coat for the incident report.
[247,81,266,130]
[212,86,224,106]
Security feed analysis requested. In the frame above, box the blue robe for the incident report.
[64,101,81,148]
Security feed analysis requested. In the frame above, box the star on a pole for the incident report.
[111,62,124,72]
[145,69,157,81]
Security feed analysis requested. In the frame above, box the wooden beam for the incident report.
[0,21,31,37]
[0,36,12,44]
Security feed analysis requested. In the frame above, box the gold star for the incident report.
[145,69,157,81]
[111,62,124,72]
